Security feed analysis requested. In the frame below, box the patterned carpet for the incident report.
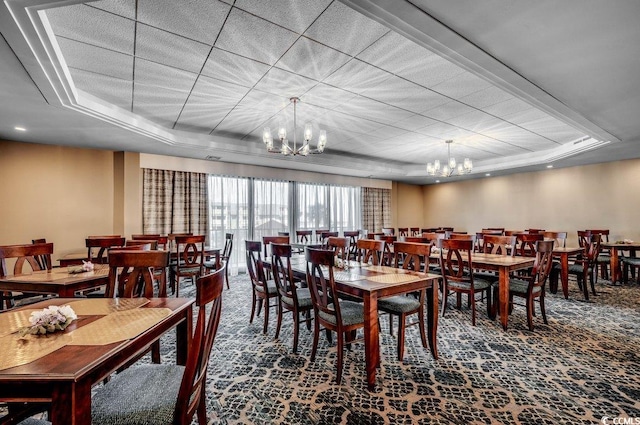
[6,275,639,424]
[182,274,640,425]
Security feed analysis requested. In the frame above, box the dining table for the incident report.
[59,247,222,268]
[0,296,193,425]
[601,241,640,284]
[551,246,584,298]
[285,256,441,390]
[0,264,109,299]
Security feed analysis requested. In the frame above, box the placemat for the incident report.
[0,333,71,371]
[66,298,150,316]
[68,308,171,345]
[367,274,422,284]
[362,265,410,274]
[333,271,366,282]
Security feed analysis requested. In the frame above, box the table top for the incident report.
[553,246,583,254]
[0,297,193,378]
[0,264,109,285]
[601,241,640,248]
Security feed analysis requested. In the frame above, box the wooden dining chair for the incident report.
[378,241,431,361]
[397,227,409,237]
[378,235,397,265]
[356,239,385,265]
[0,242,54,310]
[296,230,313,244]
[262,235,290,259]
[326,236,349,261]
[30,238,51,270]
[475,235,517,283]
[514,233,543,257]
[410,227,421,236]
[439,239,493,325]
[305,248,366,384]
[170,235,205,297]
[564,233,601,300]
[320,231,339,247]
[246,240,278,334]
[382,227,395,236]
[107,249,170,298]
[492,240,555,331]
[125,239,158,250]
[271,243,313,353]
[89,267,224,425]
[586,229,610,281]
[343,230,360,260]
[314,229,329,243]
[543,231,567,248]
[205,233,233,289]
[131,234,168,250]
[86,236,126,264]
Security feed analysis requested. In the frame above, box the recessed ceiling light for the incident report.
[547,165,553,169]
[14,126,26,131]
[485,173,491,177]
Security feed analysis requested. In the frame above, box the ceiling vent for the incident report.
[205,155,221,161]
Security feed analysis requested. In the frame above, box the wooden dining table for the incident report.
[0,264,109,298]
[286,256,441,390]
[0,296,193,425]
[601,241,640,284]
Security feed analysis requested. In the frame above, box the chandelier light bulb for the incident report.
[304,123,313,141]
[278,126,287,141]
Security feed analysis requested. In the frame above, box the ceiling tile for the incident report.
[89,0,136,20]
[459,86,514,109]
[483,98,533,119]
[175,95,231,133]
[235,0,331,34]
[366,125,409,139]
[399,54,466,88]
[323,59,392,95]
[304,2,388,56]
[46,4,135,54]
[215,8,298,65]
[253,67,317,98]
[360,75,424,107]
[135,24,210,73]
[276,37,350,81]
[201,48,270,88]
[357,31,429,75]
[213,107,275,137]
[395,114,438,131]
[190,74,249,103]
[322,110,385,135]
[423,101,477,121]
[70,68,132,112]
[134,58,198,93]
[235,90,289,114]
[133,83,189,127]
[431,71,492,99]
[56,38,133,81]
[334,96,415,126]
[302,84,358,110]
[137,0,231,45]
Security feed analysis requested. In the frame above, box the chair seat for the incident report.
[203,260,219,269]
[92,364,183,425]
[449,277,492,290]
[171,265,201,275]
[597,254,610,263]
[319,300,364,326]
[568,264,585,273]
[378,295,421,313]
[621,257,640,266]
[255,280,277,295]
[281,287,313,308]
[507,278,541,295]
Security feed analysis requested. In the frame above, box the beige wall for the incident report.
[392,182,425,229]
[422,158,640,246]
[0,140,115,262]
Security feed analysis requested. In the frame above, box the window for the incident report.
[296,183,329,231]
[253,179,290,240]
[330,185,361,233]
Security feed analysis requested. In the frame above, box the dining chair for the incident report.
[343,230,360,260]
[543,231,567,248]
[314,229,329,243]
[382,227,395,236]
[560,233,601,300]
[131,234,168,250]
[88,267,224,425]
[320,231,339,247]
[170,235,205,297]
[410,227,421,236]
[356,239,385,265]
[125,239,158,250]
[397,227,409,237]
[482,228,505,235]
[514,233,543,257]
[86,235,125,264]
[439,239,493,325]
[296,230,313,244]
[475,235,517,283]
[492,240,555,331]
[30,238,51,270]
[271,243,313,353]
[621,254,640,284]
[305,247,366,384]
[326,236,349,261]
[525,228,545,234]
[586,229,610,281]
[205,233,233,289]
[262,235,290,259]
[378,235,396,265]
[378,241,431,361]
[504,230,523,237]
[0,242,54,310]
[107,249,170,298]
[246,240,278,334]
[421,228,438,234]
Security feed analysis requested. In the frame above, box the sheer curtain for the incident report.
[330,185,361,233]
[361,187,391,234]
[295,183,329,231]
[253,179,290,240]
[143,169,208,237]
[207,176,249,275]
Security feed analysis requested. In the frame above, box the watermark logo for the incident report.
[601,417,640,425]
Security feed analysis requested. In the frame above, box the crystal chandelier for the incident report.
[262,97,327,156]
[426,140,472,177]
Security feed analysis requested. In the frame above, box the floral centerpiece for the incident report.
[19,305,78,336]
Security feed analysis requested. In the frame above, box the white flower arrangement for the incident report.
[19,305,78,336]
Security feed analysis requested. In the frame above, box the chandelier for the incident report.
[262,97,327,156]
[426,140,472,177]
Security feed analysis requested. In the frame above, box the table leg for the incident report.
[610,248,620,284]
[363,293,379,390]
[176,305,193,366]
[560,253,570,299]
[498,266,509,331]
[426,280,439,359]
[51,380,91,424]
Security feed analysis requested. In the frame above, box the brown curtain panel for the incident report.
[361,187,391,234]
[143,169,208,237]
